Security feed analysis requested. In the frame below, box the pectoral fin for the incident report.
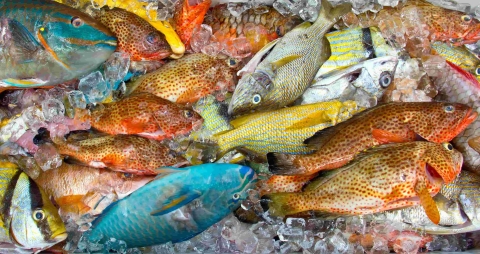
[415,180,440,225]
[270,55,302,71]
[371,129,413,144]
[7,19,43,56]
[1,78,48,88]
[150,189,202,216]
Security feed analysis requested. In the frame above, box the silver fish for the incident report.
[228,0,352,116]
[298,56,398,107]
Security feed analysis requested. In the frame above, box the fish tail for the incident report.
[317,0,352,25]
[261,193,305,217]
[267,152,306,175]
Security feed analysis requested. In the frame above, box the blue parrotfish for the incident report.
[0,0,117,91]
[87,163,257,248]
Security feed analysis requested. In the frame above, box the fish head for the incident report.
[220,165,257,211]
[363,56,398,97]
[424,142,463,186]
[9,173,66,250]
[228,71,274,116]
[37,5,117,77]
[407,102,477,143]
[427,8,480,46]
[157,105,204,136]
[451,14,480,46]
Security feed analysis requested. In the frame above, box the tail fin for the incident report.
[318,0,352,24]
[267,153,306,175]
[261,193,303,217]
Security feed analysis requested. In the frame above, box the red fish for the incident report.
[174,0,212,48]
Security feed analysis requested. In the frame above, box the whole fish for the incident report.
[228,0,352,116]
[204,4,302,53]
[174,0,212,48]
[88,163,257,248]
[0,0,117,91]
[369,170,480,235]
[434,61,480,174]
[317,27,397,76]
[262,141,463,225]
[53,135,189,175]
[341,0,480,46]
[0,160,67,251]
[214,100,363,157]
[431,41,480,82]
[97,8,172,61]
[126,53,239,104]
[76,93,203,140]
[268,102,476,176]
[299,56,398,107]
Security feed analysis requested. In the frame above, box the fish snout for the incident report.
[464,108,478,125]
[50,231,68,243]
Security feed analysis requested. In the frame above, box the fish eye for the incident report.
[123,173,133,178]
[379,72,393,88]
[276,26,284,36]
[233,193,240,200]
[252,94,261,104]
[228,58,238,67]
[32,209,45,221]
[444,104,455,113]
[71,17,84,28]
[184,110,194,118]
[443,142,454,151]
[461,15,472,23]
[475,67,480,76]
[146,32,159,45]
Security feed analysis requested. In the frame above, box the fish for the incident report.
[341,0,480,46]
[316,27,397,76]
[97,8,172,61]
[53,134,189,175]
[433,61,480,174]
[192,94,232,135]
[214,100,363,158]
[125,53,239,104]
[76,93,203,141]
[228,0,352,116]
[87,163,257,248]
[0,0,117,91]
[174,0,212,48]
[299,56,398,107]
[0,160,67,251]
[261,141,464,225]
[204,4,302,54]
[268,102,477,176]
[431,41,480,82]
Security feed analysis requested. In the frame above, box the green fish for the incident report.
[431,41,480,82]
[0,0,117,92]
[228,0,352,116]
[0,160,66,251]
[192,95,232,136]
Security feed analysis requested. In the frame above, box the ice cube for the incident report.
[227,2,252,16]
[78,71,109,104]
[371,236,389,254]
[22,106,47,132]
[327,231,350,253]
[235,230,258,253]
[313,239,328,253]
[104,238,127,253]
[0,117,28,143]
[377,0,399,6]
[300,230,315,249]
[221,219,241,240]
[34,143,62,171]
[41,98,65,123]
[104,52,131,88]
[277,221,304,242]
[67,90,87,110]
[151,241,175,254]
[299,6,318,22]
[273,1,292,15]
[174,240,191,253]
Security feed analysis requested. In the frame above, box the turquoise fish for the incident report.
[87,163,257,248]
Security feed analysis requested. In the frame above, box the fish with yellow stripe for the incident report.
[0,0,117,92]
[316,27,397,76]
[431,41,480,82]
[0,159,67,252]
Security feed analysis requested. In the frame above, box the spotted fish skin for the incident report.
[126,53,238,104]
[268,102,477,176]
[78,93,203,140]
[98,8,172,61]
[263,142,463,218]
[54,135,189,175]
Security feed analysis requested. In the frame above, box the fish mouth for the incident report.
[464,108,478,125]
[50,231,68,243]
[65,38,118,48]
[425,163,444,186]
[136,50,172,61]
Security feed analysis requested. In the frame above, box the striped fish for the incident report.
[317,27,396,76]
[0,160,66,251]
[431,41,480,82]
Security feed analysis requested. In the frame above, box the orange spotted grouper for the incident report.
[98,8,172,61]
[76,93,203,140]
[262,141,463,225]
[174,0,212,49]
[125,53,239,104]
[53,135,189,175]
[268,102,477,176]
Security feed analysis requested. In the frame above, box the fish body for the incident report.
[263,141,463,224]
[317,27,397,76]
[434,61,480,174]
[268,102,477,176]
[88,163,257,248]
[98,8,172,61]
[431,41,480,82]
[204,4,302,53]
[228,0,352,116]
[192,95,232,135]
[54,135,189,175]
[78,93,203,140]
[0,160,67,250]
[0,0,117,90]
[174,0,212,48]
[126,53,238,104]
[214,100,363,157]
[299,56,398,107]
